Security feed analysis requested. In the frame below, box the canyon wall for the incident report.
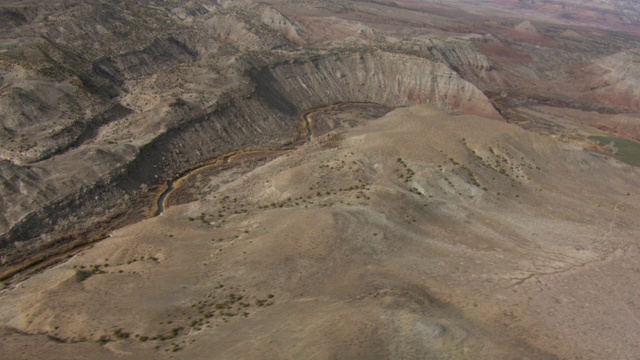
[0,50,499,272]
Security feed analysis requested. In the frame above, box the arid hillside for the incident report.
[1,1,640,359]
[2,105,639,359]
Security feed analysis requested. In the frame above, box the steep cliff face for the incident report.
[127,51,500,184]
[374,36,501,91]
[251,51,500,119]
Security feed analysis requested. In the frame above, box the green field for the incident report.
[590,135,640,167]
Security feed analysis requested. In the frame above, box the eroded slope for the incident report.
[1,105,638,359]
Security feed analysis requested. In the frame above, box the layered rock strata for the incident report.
[0,49,498,276]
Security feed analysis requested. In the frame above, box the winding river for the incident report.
[154,102,387,216]
[1,102,390,284]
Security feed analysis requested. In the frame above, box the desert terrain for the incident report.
[1,0,640,359]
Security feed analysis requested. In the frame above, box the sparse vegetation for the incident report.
[3,2,639,360]
[114,329,130,339]
[75,269,93,282]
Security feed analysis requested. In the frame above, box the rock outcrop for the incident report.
[581,51,640,111]
[93,37,198,85]
[514,20,538,34]
[260,5,306,45]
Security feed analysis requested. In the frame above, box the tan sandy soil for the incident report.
[1,105,639,359]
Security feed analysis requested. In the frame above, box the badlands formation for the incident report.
[1,0,640,359]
